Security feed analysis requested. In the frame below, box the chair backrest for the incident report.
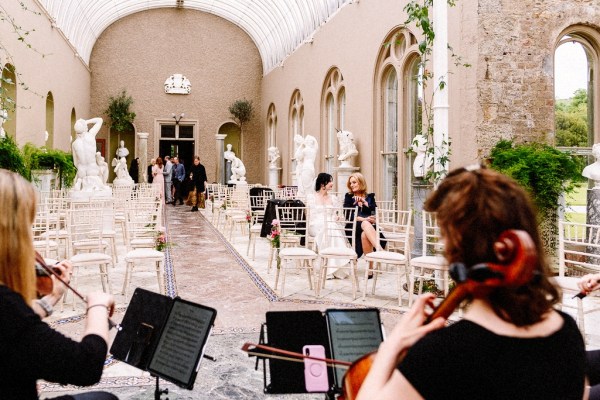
[66,207,105,256]
[321,206,357,249]
[32,208,57,257]
[559,220,600,276]
[377,200,397,211]
[276,205,309,247]
[376,208,412,254]
[125,199,162,250]
[422,211,443,256]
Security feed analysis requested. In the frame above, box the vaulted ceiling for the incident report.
[38,0,352,74]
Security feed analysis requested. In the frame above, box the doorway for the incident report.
[159,140,195,176]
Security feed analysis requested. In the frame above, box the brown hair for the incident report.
[346,172,368,195]
[155,157,163,168]
[0,170,37,305]
[424,165,559,326]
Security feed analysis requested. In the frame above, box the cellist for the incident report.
[0,170,117,400]
[355,166,587,400]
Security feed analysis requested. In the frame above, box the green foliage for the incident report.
[489,140,580,214]
[104,90,136,133]
[22,143,76,188]
[556,89,588,147]
[0,136,26,175]
[228,99,254,128]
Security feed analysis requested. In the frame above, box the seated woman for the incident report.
[356,166,587,400]
[0,170,117,400]
[307,173,348,280]
[343,172,384,258]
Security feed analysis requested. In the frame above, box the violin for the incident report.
[340,229,537,400]
[34,252,121,331]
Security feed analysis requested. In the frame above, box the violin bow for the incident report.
[241,342,351,369]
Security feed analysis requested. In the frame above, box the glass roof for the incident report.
[38,0,352,74]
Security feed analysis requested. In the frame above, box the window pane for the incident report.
[179,125,194,139]
[161,124,175,138]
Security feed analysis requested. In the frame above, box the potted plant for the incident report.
[104,90,136,133]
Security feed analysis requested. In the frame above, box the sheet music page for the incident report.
[327,310,383,386]
[148,300,215,386]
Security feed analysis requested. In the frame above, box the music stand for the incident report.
[110,288,217,397]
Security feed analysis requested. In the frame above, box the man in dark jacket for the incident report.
[172,157,186,206]
[188,155,207,212]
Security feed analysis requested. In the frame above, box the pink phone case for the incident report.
[303,345,329,392]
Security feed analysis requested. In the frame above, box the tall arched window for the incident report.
[374,29,420,210]
[267,103,277,148]
[320,68,346,176]
[1,64,17,138]
[289,90,304,184]
[46,92,54,149]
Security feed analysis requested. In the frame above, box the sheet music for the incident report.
[148,300,214,386]
[326,310,383,386]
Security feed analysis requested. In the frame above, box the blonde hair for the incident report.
[346,172,368,195]
[0,170,36,305]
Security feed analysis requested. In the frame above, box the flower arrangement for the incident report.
[268,219,281,269]
[246,209,252,225]
[155,228,173,252]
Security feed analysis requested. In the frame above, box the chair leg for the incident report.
[122,261,133,297]
[362,262,370,301]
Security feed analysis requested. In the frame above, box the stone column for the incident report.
[137,132,149,183]
[215,134,226,184]
[334,165,359,194]
[269,166,281,187]
[412,180,433,258]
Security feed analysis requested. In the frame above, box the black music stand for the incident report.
[110,288,217,398]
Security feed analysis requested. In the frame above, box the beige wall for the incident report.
[89,9,263,183]
[0,0,91,151]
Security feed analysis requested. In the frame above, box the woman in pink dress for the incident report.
[152,157,165,200]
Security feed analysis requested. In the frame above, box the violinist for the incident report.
[0,169,117,400]
[356,166,587,399]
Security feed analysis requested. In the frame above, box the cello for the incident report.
[340,229,537,399]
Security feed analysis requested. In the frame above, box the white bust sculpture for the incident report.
[268,146,281,168]
[72,118,107,191]
[300,135,318,195]
[224,148,247,182]
[116,140,129,159]
[411,134,431,179]
[337,130,359,167]
[224,144,234,163]
[164,74,191,94]
[583,143,600,188]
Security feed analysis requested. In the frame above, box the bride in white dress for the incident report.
[307,173,349,279]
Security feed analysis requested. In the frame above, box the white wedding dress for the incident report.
[307,194,349,279]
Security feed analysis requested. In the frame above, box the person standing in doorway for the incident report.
[189,155,207,212]
[163,156,173,204]
[172,157,186,206]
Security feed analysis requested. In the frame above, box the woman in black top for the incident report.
[356,166,587,400]
[0,170,117,400]
[342,172,383,258]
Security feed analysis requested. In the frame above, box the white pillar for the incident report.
[137,132,149,183]
[215,134,227,184]
[432,0,449,180]
[335,165,359,195]
[269,166,281,187]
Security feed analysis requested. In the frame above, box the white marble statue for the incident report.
[268,146,281,168]
[112,156,134,186]
[224,148,247,182]
[411,134,431,179]
[583,143,600,188]
[0,109,6,139]
[72,118,107,191]
[293,134,305,191]
[300,135,318,195]
[224,144,234,163]
[116,140,129,159]
[96,152,109,185]
[337,130,359,167]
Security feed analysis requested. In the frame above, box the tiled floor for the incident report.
[40,203,600,399]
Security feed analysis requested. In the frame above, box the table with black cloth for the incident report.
[260,198,305,237]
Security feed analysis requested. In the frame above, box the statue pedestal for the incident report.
[228,180,248,187]
[269,167,281,187]
[69,186,112,201]
[334,165,359,193]
[113,178,134,187]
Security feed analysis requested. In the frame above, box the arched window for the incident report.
[267,103,277,148]
[320,68,345,176]
[1,64,17,138]
[71,108,77,142]
[374,29,420,210]
[289,90,304,184]
[46,92,54,149]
